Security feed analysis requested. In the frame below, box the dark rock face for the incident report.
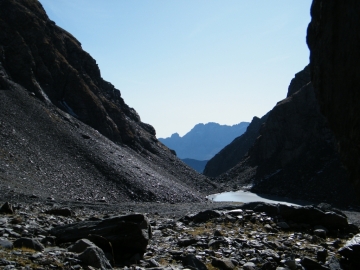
[0,0,217,203]
[203,114,269,178]
[307,0,360,198]
[215,66,358,206]
[159,122,249,160]
[0,0,142,147]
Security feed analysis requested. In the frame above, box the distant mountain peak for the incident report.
[170,133,180,138]
[159,121,249,160]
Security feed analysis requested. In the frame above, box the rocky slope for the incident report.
[215,66,359,207]
[203,114,269,178]
[307,0,360,199]
[159,122,249,160]
[0,0,217,203]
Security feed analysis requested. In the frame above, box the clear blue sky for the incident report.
[39,0,312,138]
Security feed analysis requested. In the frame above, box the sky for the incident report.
[39,0,312,138]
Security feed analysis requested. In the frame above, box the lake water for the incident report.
[207,190,312,206]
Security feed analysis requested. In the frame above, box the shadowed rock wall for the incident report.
[0,0,154,150]
[203,114,269,178]
[215,66,358,206]
[307,0,360,198]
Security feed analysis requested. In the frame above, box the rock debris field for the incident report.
[0,200,360,270]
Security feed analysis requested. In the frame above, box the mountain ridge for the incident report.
[159,122,249,160]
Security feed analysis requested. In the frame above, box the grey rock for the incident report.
[148,259,160,267]
[242,202,278,216]
[87,234,115,266]
[0,202,13,214]
[13,237,44,251]
[338,233,360,264]
[317,248,327,262]
[0,259,16,266]
[211,257,235,270]
[191,210,221,223]
[0,239,13,249]
[78,246,112,269]
[182,254,208,270]
[301,256,329,270]
[284,259,296,270]
[50,214,151,262]
[243,262,256,270]
[326,256,341,270]
[68,239,96,253]
[278,205,348,229]
[259,249,280,261]
[314,229,327,239]
[178,237,197,247]
[261,262,277,270]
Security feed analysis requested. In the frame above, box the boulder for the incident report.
[0,239,13,249]
[87,234,115,266]
[241,202,278,216]
[301,256,329,270]
[45,208,73,217]
[0,202,13,214]
[182,254,208,270]
[277,205,348,229]
[190,210,222,223]
[211,258,235,270]
[241,203,348,229]
[13,237,44,251]
[50,214,151,262]
[338,233,360,265]
[78,246,112,269]
[68,239,95,253]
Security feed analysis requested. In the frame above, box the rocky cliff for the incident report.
[307,0,360,198]
[203,114,269,178]
[0,0,217,203]
[215,66,358,206]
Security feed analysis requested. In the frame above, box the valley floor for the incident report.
[0,194,360,269]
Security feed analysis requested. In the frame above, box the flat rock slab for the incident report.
[50,214,151,261]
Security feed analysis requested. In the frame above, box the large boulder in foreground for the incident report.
[50,214,151,261]
[307,0,360,199]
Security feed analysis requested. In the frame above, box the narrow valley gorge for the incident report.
[1,0,360,269]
